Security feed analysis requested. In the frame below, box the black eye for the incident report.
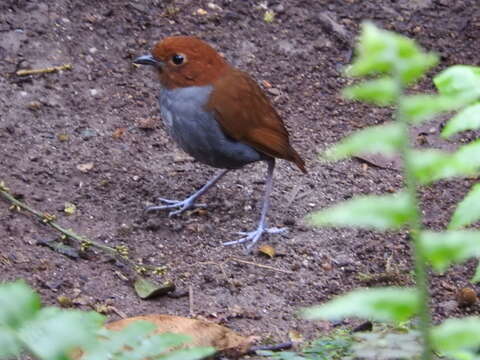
[172,54,184,65]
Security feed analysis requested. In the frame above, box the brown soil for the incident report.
[1,0,480,353]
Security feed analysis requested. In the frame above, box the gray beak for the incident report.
[133,54,162,67]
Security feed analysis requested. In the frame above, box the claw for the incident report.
[224,226,287,250]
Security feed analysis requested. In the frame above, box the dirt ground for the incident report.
[1,0,480,353]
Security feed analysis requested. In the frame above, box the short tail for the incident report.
[288,147,307,174]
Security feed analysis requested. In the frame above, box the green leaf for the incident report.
[453,139,480,173]
[346,23,396,76]
[85,323,214,360]
[323,123,404,161]
[432,317,480,354]
[256,351,307,359]
[434,65,480,101]
[400,94,463,124]
[398,52,438,85]
[83,321,157,360]
[125,332,191,360]
[343,78,398,106]
[471,264,480,283]
[0,328,21,357]
[134,276,175,299]
[419,231,480,272]
[308,191,413,230]
[449,183,480,229]
[20,307,104,360]
[302,287,419,323]
[131,335,214,360]
[0,280,41,329]
[348,22,437,84]
[442,103,480,137]
[410,149,478,185]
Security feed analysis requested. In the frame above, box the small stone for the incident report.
[273,4,285,13]
[207,2,222,10]
[77,162,94,173]
[267,88,281,96]
[136,117,157,129]
[457,287,478,307]
[57,295,73,307]
[27,101,42,111]
[80,128,97,138]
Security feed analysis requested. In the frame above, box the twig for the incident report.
[109,306,128,319]
[250,341,293,353]
[0,185,142,274]
[16,64,72,76]
[228,257,293,274]
[189,285,195,317]
[1,188,115,254]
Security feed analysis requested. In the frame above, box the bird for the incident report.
[134,36,306,249]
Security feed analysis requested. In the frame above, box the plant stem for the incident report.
[0,187,160,274]
[395,84,432,360]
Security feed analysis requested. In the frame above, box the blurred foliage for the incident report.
[0,281,214,360]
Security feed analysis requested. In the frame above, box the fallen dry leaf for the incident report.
[110,315,256,357]
[258,244,276,258]
[112,127,126,139]
[57,133,69,142]
[76,162,94,173]
[74,314,257,359]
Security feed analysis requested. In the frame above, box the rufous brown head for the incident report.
[134,36,229,89]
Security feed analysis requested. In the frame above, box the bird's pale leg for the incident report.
[146,169,229,217]
[223,159,286,250]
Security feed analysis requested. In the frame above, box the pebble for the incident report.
[267,88,281,96]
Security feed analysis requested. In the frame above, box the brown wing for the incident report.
[207,69,306,173]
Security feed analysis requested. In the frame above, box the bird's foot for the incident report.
[145,197,206,217]
[223,226,287,250]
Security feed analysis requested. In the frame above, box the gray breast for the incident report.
[158,85,264,169]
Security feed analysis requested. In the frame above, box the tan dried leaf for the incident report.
[57,133,69,142]
[258,244,276,258]
[108,315,257,357]
[112,127,126,139]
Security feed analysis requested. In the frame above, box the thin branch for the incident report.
[16,64,72,76]
[228,257,293,274]
[0,186,154,276]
